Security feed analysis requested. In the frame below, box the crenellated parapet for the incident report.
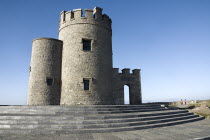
[113,68,141,77]
[119,68,140,84]
[59,6,113,105]
[112,68,142,105]
[59,7,112,32]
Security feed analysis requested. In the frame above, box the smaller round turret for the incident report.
[28,38,63,105]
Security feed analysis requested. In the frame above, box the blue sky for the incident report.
[0,0,209,105]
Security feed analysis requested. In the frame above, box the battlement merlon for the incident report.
[93,7,102,19]
[112,68,119,75]
[132,69,141,75]
[59,7,112,32]
[112,68,141,75]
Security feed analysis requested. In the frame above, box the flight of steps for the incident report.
[0,104,204,134]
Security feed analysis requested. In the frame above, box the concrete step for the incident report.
[0,116,204,134]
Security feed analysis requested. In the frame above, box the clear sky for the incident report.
[0,0,209,105]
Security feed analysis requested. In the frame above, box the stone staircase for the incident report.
[0,105,204,134]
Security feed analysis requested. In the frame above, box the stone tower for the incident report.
[59,7,113,105]
[28,38,62,105]
[27,7,142,105]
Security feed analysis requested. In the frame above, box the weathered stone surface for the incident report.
[0,118,209,140]
[59,7,113,105]
[27,7,142,105]
[112,68,142,105]
[28,38,63,105]
[0,105,205,134]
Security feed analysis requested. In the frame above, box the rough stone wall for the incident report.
[27,7,142,105]
[112,68,142,105]
[28,38,63,105]
[59,7,114,105]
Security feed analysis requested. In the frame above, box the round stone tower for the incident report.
[59,7,113,105]
[28,38,63,105]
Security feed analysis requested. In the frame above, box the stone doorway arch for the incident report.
[124,85,130,104]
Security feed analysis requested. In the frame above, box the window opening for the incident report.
[46,77,53,86]
[83,79,90,90]
[83,39,91,51]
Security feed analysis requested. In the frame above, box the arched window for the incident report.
[124,85,130,104]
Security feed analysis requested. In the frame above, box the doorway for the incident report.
[124,85,130,104]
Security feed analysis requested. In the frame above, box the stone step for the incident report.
[81,115,199,129]
[0,105,204,135]
[0,112,193,125]
[0,106,164,112]
[0,108,167,115]
[0,105,162,108]
[0,106,165,112]
[0,110,188,120]
[0,104,162,109]
[0,116,204,134]
[0,114,199,129]
[103,110,188,119]
[83,112,195,124]
[58,108,167,115]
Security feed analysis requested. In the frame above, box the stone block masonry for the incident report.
[112,68,142,105]
[28,7,142,105]
[28,38,62,105]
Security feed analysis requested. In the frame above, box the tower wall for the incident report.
[28,38,63,105]
[112,68,142,105]
[59,7,114,105]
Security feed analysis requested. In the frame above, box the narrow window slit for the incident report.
[83,79,90,90]
[46,77,53,86]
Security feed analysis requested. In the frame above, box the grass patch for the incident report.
[193,112,210,118]
[207,100,210,107]
[189,103,201,107]
[195,100,210,107]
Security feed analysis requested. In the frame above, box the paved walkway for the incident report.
[0,119,210,140]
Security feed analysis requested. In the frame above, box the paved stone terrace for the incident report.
[0,119,209,140]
